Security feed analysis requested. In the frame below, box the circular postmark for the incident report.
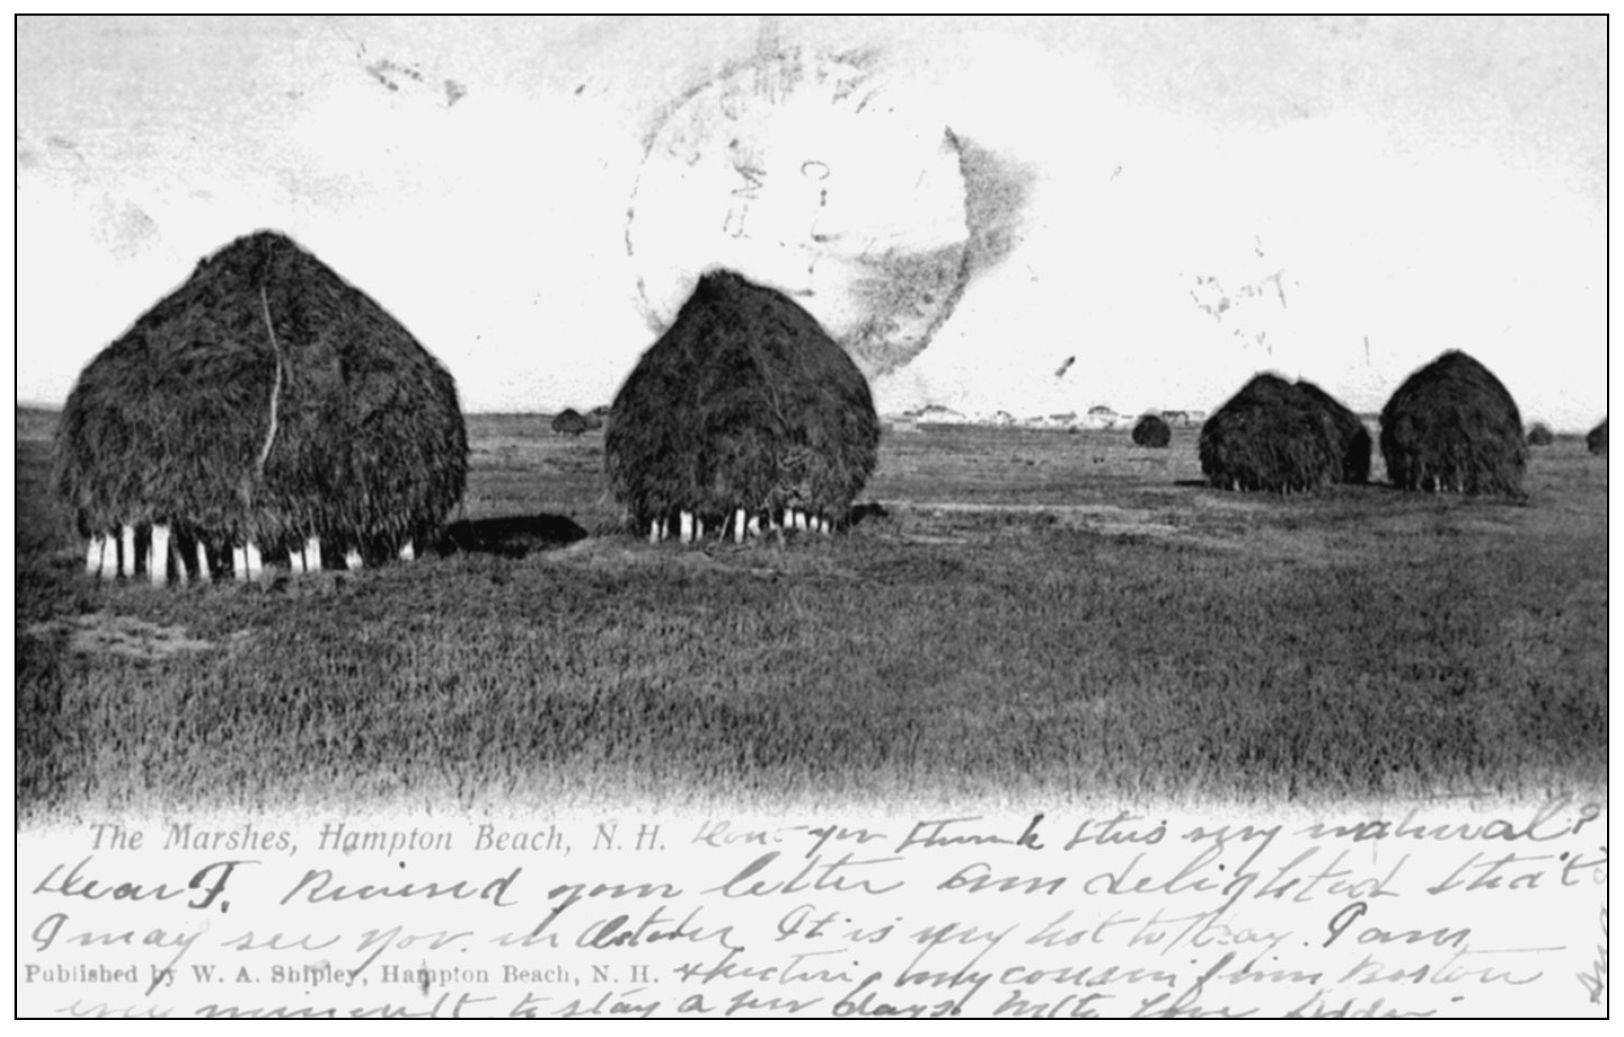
[626,48,973,378]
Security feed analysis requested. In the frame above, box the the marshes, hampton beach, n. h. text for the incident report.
[18,796,1606,1019]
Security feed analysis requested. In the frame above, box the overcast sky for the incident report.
[16,15,1607,429]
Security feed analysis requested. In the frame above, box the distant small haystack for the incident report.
[1525,422,1555,447]
[1294,379,1371,483]
[1199,374,1341,493]
[552,409,590,436]
[1131,414,1172,448]
[1587,419,1607,456]
[605,269,880,542]
[55,230,467,581]
[1380,350,1526,496]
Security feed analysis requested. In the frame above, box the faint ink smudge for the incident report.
[365,58,425,93]
[626,50,1035,380]
[952,129,1037,275]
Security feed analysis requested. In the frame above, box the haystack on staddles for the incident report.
[1131,413,1171,448]
[552,408,590,436]
[1587,419,1607,455]
[605,269,880,543]
[55,230,467,582]
[1198,374,1341,493]
[1379,350,1526,496]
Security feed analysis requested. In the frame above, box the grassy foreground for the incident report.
[15,411,1607,817]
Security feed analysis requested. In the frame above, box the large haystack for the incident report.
[1294,379,1371,483]
[605,269,880,537]
[1379,350,1526,496]
[1131,413,1171,448]
[1587,419,1607,455]
[55,230,467,573]
[1198,374,1341,493]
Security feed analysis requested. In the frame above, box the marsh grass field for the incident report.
[14,408,1607,819]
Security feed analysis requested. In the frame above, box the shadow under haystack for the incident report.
[1131,414,1172,448]
[54,230,468,572]
[436,513,588,558]
[1587,419,1607,456]
[1380,350,1526,496]
[1199,374,1363,493]
[605,269,880,535]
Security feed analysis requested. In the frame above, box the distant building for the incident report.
[916,404,971,426]
[885,404,1217,432]
[1081,406,1122,430]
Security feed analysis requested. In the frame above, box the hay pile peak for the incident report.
[1380,350,1526,496]
[1131,413,1172,448]
[552,409,590,436]
[1294,378,1372,484]
[1199,373,1367,492]
[55,229,467,577]
[605,268,880,539]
